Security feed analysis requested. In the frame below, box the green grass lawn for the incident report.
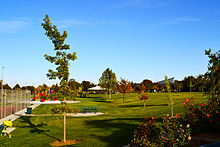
[0,92,207,147]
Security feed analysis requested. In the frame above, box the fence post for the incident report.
[0,89,2,119]
[4,89,6,118]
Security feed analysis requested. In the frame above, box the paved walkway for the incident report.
[0,104,40,134]
[0,104,40,124]
[17,112,104,117]
[30,101,81,104]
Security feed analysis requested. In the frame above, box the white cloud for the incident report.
[0,18,32,33]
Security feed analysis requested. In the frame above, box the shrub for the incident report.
[183,98,219,133]
[161,114,191,146]
[130,117,162,146]
[130,115,191,146]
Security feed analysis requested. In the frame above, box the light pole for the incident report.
[1,66,4,118]
[1,66,4,89]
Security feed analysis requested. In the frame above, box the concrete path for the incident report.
[0,104,40,124]
[30,101,81,104]
[0,104,40,134]
[18,112,104,117]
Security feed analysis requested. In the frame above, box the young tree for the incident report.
[139,83,146,93]
[139,93,149,107]
[42,14,77,143]
[165,76,174,117]
[117,78,133,103]
[99,68,117,99]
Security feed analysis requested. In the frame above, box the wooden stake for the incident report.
[64,113,66,142]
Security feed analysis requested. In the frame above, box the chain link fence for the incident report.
[0,89,31,119]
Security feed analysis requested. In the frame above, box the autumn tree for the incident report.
[117,78,133,103]
[99,68,117,99]
[42,14,77,143]
[152,85,159,92]
[139,83,146,93]
[142,79,153,92]
[139,93,149,107]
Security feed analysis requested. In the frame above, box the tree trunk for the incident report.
[108,88,111,99]
[171,106,173,117]
[123,94,125,103]
[144,99,145,108]
[64,113,66,142]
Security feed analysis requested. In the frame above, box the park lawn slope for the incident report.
[0,92,206,147]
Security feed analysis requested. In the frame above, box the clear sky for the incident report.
[0,0,219,87]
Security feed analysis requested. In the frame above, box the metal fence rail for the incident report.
[0,89,31,119]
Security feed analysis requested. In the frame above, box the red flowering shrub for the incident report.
[130,115,191,146]
[183,98,218,133]
[161,114,191,146]
[130,117,162,146]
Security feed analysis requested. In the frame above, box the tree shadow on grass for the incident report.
[0,142,6,147]
[15,116,61,142]
[118,103,168,108]
[84,117,144,147]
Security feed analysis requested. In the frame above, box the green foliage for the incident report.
[69,78,80,96]
[99,68,117,99]
[51,102,80,115]
[41,14,77,83]
[81,81,95,91]
[78,87,86,98]
[165,76,174,117]
[204,49,220,104]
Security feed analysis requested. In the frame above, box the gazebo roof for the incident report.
[88,86,105,91]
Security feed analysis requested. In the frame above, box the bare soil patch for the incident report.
[50,139,81,146]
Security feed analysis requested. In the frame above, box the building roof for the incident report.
[158,77,175,85]
[88,86,106,91]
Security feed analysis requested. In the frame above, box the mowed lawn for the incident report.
[0,92,207,147]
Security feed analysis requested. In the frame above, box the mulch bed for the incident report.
[192,133,220,146]
[50,140,81,146]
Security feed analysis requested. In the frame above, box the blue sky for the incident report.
[0,0,219,87]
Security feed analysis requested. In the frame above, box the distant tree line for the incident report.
[0,73,212,94]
